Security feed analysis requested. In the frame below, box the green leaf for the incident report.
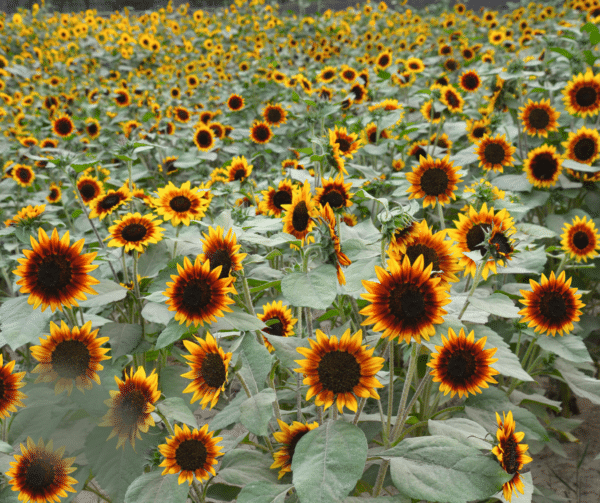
[555,358,600,405]
[292,421,368,503]
[211,306,266,332]
[292,91,300,103]
[510,390,562,413]
[380,436,512,503]
[124,469,191,503]
[85,425,149,503]
[582,22,600,45]
[156,397,198,429]
[378,109,405,130]
[236,331,273,394]
[267,335,309,369]
[427,418,492,449]
[154,318,188,350]
[548,47,573,59]
[239,388,276,436]
[529,87,546,93]
[537,334,593,363]
[297,147,313,155]
[138,241,172,278]
[71,160,99,172]
[464,387,549,441]
[281,264,338,309]
[99,323,143,361]
[236,481,293,503]
[562,158,600,173]
[0,441,13,453]
[141,111,155,123]
[0,296,53,351]
[209,391,246,431]
[304,99,317,107]
[206,483,242,501]
[377,70,391,80]
[515,223,556,239]
[78,278,128,307]
[219,449,281,486]
[250,279,281,293]
[141,302,173,326]
[583,50,597,67]
[468,293,521,318]
[71,209,83,219]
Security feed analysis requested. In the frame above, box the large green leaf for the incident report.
[468,293,521,318]
[137,241,171,278]
[78,278,128,307]
[124,469,191,503]
[211,306,266,332]
[141,301,174,325]
[464,387,549,442]
[236,331,273,394]
[236,481,293,503]
[427,418,492,449]
[239,388,276,436]
[379,436,512,503]
[292,420,368,503]
[208,390,246,431]
[155,318,189,350]
[0,295,53,350]
[267,335,310,369]
[156,397,198,429]
[219,449,281,486]
[555,358,600,405]
[281,264,338,309]
[99,323,143,361]
[85,425,149,503]
[537,334,593,363]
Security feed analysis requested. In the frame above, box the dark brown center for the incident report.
[120,223,148,242]
[292,201,310,232]
[37,254,73,292]
[317,350,360,394]
[420,168,449,196]
[531,153,558,181]
[175,438,208,471]
[51,340,91,379]
[575,86,598,107]
[572,230,590,250]
[200,352,227,388]
[538,291,567,320]
[388,285,426,320]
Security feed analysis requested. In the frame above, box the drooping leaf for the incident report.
[78,278,128,307]
[156,397,198,429]
[124,469,191,503]
[219,449,280,486]
[0,296,53,350]
[379,436,512,503]
[236,481,293,503]
[281,264,338,309]
[99,323,143,361]
[239,388,276,436]
[292,421,368,503]
[154,318,189,350]
[555,358,600,405]
[427,418,492,449]
[537,334,593,363]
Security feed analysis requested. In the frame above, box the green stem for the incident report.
[436,202,445,231]
[353,397,367,425]
[296,374,303,422]
[390,343,421,444]
[372,459,390,497]
[555,253,568,276]
[458,255,488,320]
[121,248,130,286]
[386,343,394,440]
[83,481,112,503]
[172,225,182,259]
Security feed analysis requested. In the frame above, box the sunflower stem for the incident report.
[172,225,182,259]
[64,306,78,328]
[68,173,120,283]
[555,252,568,276]
[296,374,303,422]
[349,296,362,330]
[353,397,367,425]
[458,254,488,321]
[436,201,445,231]
[237,373,252,399]
[389,342,420,445]
[317,404,323,425]
[393,365,431,445]
[385,343,394,440]
[372,459,390,497]
[331,406,338,421]
[0,265,13,297]
[82,481,112,503]
[78,306,85,326]
[121,248,130,287]
[304,307,313,339]
[191,480,204,503]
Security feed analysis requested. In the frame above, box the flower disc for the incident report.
[107,212,165,253]
[405,154,462,208]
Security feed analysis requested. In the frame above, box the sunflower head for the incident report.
[561,215,600,263]
[270,419,319,479]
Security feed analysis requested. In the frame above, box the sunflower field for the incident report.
[1,0,600,501]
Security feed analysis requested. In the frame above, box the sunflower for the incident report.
[84,118,101,139]
[250,120,273,144]
[329,125,363,159]
[158,423,224,485]
[180,332,232,409]
[427,327,499,399]
[281,180,319,247]
[5,204,46,227]
[387,220,461,290]
[405,154,462,209]
[12,164,35,187]
[317,203,352,285]
[448,203,516,280]
[13,228,100,313]
[443,57,460,72]
[518,270,585,337]
[562,67,600,118]
[420,100,443,124]
[164,256,237,328]
[340,65,358,83]
[475,133,516,173]
[271,419,319,479]
[199,226,246,279]
[6,437,78,503]
[158,156,179,175]
[466,117,491,144]
[88,186,131,220]
[52,114,75,138]
[0,353,27,419]
[375,50,393,70]
[76,175,104,204]
[259,179,294,217]
[258,301,297,353]
[173,106,191,123]
[99,366,160,450]
[360,255,450,344]
[226,94,244,112]
[523,144,563,189]
[389,219,420,254]
[406,57,425,73]
[361,123,391,145]
[193,125,215,152]
[458,70,481,93]
[30,320,111,396]
[154,181,209,227]
[561,126,600,165]
[114,87,131,107]
[226,156,253,182]
[561,215,600,263]
[492,411,533,502]
[315,173,353,210]
[263,104,287,127]
[439,85,465,113]
[518,98,560,138]
[295,328,384,413]
[106,212,165,253]
[317,66,336,83]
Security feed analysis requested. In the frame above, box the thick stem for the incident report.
[436,202,445,231]
[389,343,420,444]
[386,343,394,439]
[172,225,182,259]
[353,397,367,425]
[372,459,390,497]
[458,255,487,320]
[296,374,303,422]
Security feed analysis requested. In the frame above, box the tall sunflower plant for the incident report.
[1,0,600,502]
